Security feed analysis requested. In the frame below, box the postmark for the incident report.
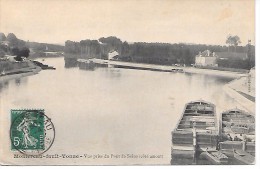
[10,109,55,155]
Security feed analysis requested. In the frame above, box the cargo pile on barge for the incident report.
[171,100,219,164]
[171,101,255,165]
[219,109,255,164]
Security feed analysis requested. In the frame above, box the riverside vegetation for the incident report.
[64,36,255,70]
[0,32,63,73]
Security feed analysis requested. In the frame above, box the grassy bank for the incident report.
[222,74,255,115]
[0,60,41,82]
[0,60,30,72]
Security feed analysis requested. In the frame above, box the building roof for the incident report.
[196,50,216,57]
[215,52,247,60]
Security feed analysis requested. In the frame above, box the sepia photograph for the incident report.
[0,0,256,166]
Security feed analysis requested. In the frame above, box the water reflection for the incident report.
[64,57,78,68]
[0,77,28,92]
[0,81,9,92]
[103,68,122,79]
[15,78,21,86]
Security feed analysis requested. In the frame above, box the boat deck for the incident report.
[220,109,255,141]
[175,101,217,133]
[171,104,255,165]
[171,100,219,164]
[219,108,255,163]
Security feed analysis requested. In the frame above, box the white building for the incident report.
[108,51,119,60]
[195,50,217,66]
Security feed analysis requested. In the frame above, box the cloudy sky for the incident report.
[0,0,255,45]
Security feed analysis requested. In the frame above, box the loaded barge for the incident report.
[219,108,255,164]
[171,101,255,165]
[171,100,220,164]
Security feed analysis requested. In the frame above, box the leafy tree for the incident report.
[19,47,30,57]
[226,35,241,52]
[64,36,254,68]
[99,36,122,54]
[0,43,8,52]
[11,47,20,56]
[5,33,26,48]
[0,33,6,41]
[122,41,130,56]
[99,36,122,45]
[11,47,30,61]
[6,33,19,47]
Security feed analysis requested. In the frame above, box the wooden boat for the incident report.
[233,149,255,164]
[219,108,255,156]
[200,150,228,165]
[171,100,218,164]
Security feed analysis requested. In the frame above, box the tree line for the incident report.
[0,33,30,61]
[65,36,255,69]
[0,32,64,60]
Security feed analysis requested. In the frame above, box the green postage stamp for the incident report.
[10,109,55,155]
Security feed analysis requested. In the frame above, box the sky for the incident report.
[0,0,255,45]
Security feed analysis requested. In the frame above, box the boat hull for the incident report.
[200,151,228,165]
[171,100,218,164]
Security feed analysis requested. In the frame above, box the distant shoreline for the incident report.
[76,57,248,79]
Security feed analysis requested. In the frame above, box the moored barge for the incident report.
[219,108,255,164]
[171,100,219,164]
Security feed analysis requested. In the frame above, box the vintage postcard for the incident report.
[0,0,256,166]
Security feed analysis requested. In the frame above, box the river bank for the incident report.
[0,60,42,83]
[74,58,248,79]
[223,71,255,115]
[183,67,247,79]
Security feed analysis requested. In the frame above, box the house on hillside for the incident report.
[195,50,217,66]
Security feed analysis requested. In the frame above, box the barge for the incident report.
[219,108,255,164]
[171,100,219,164]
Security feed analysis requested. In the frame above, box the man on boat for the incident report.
[234,136,242,141]
[227,134,233,141]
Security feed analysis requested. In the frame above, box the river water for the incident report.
[0,57,245,165]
